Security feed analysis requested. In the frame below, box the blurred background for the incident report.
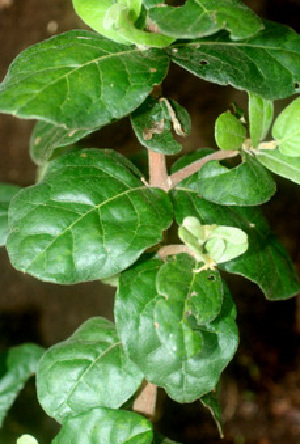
[0,0,299,443]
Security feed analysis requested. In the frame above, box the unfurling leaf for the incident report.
[248,93,273,148]
[72,0,174,47]
[178,216,248,266]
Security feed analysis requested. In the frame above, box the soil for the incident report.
[0,1,299,443]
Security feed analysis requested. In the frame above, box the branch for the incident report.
[169,150,239,189]
[133,381,157,419]
[158,244,196,260]
[148,151,170,191]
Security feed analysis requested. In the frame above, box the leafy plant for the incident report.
[0,0,299,442]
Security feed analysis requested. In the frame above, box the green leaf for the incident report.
[248,93,273,148]
[72,0,174,47]
[0,30,169,130]
[0,182,21,246]
[256,148,300,184]
[7,149,173,284]
[37,317,143,423]
[157,255,224,325]
[173,153,276,206]
[147,0,263,40]
[272,97,300,157]
[131,97,191,155]
[200,390,223,438]
[152,434,181,444]
[30,121,92,166]
[115,258,238,402]
[0,344,44,426]
[52,407,153,444]
[173,191,299,300]
[169,21,300,100]
[215,113,246,150]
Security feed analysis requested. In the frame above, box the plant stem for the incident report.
[158,244,195,260]
[169,150,239,188]
[133,381,157,419]
[148,151,170,191]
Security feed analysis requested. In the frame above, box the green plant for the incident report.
[0,0,299,442]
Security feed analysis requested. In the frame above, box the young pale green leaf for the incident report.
[0,30,169,130]
[248,93,273,148]
[178,217,248,265]
[115,258,238,402]
[200,391,223,438]
[37,317,143,423]
[17,436,39,444]
[147,0,263,40]
[30,121,92,166]
[173,191,299,300]
[205,226,248,264]
[131,97,191,155]
[272,97,300,157]
[255,148,300,184]
[73,0,141,45]
[169,21,300,100]
[173,153,276,206]
[0,344,44,426]
[52,407,153,444]
[215,113,246,150]
[72,0,174,47]
[7,149,173,284]
[0,182,21,246]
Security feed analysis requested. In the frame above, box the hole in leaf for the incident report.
[199,59,208,65]
[295,82,300,90]
[207,275,216,281]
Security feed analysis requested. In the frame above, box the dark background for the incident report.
[0,0,299,443]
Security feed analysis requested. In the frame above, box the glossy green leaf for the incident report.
[173,153,276,206]
[17,436,39,444]
[147,0,263,40]
[115,258,238,402]
[173,191,299,300]
[215,113,246,150]
[52,407,153,444]
[131,97,191,155]
[30,121,92,166]
[272,96,300,157]
[157,255,223,325]
[248,93,273,148]
[7,149,173,284]
[169,21,300,100]
[37,317,143,423]
[256,148,300,184]
[72,0,174,47]
[0,30,169,130]
[200,390,223,438]
[0,182,21,246]
[0,344,44,426]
